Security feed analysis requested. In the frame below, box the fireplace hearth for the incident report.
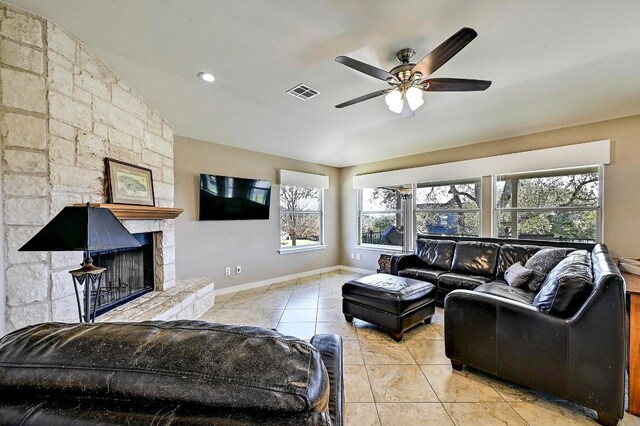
[91,233,155,317]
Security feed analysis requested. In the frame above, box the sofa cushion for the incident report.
[451,241,501,277]
[496,244,542,278]
[415,238,456,270]
[504,262,535,288]
[533,250,593,317]
[474,281,536,305]
[438,272,492,291]
[0,321,330,414]
[398,267,447,283]
[525,248,568,292]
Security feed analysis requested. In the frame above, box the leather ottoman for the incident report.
[342,273,436,341]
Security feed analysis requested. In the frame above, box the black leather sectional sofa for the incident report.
[0,321,344,426]
[392,235,625,426]
[391,235,596,304]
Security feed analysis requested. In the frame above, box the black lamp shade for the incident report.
[19,205,142,252]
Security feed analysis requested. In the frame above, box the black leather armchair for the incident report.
[0,321,344,426]
[444,245,625,426]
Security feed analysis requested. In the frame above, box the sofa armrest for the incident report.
[445,289,542,315]
[390,253,425,275]
[311,334,343,426]
[444,290,569,383]
[565,272,626,421]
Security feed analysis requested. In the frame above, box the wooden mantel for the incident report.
[73,203,183,220]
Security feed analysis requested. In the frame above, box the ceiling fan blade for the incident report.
[336,56,397,82]
[421,78,492,91]
[335,89,389,108]
[411,27,478,78]
[401,99,415,118]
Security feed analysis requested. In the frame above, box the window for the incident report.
[415,179,481,237]
[495,167,601,242]
[359,187,403,247]
[280,185,323,250]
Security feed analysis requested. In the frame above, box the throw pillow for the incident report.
[504,262,534,288]
[524,248,567,292]
[533,250,593,317]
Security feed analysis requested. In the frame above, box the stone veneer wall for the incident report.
[0,3,176,333]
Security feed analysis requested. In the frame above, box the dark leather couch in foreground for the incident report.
[393,235,624,425]
[0,321,344,426]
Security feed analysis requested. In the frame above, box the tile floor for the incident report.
[199,270,640,426]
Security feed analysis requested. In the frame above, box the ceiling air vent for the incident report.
[286,84,319,101]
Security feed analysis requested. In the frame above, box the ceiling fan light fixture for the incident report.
[335,28,490,113]
[198,72,215,82]
[405,86,424,111]
[385,90,403,113]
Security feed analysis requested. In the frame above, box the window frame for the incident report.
[414,178,483,238]
[491,166,603,243]
[357,188,403,251]
[279,185,326,254]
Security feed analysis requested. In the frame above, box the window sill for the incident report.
[279,245,327,255]
[356,244,403,253]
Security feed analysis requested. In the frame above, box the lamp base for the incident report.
[70,256,106,323]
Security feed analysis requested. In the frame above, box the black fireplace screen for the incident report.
[90,233,154,316]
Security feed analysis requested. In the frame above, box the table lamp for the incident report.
[19,203,141,322]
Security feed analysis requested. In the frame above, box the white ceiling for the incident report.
[9,0,640,167]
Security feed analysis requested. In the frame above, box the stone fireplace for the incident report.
[0,3,177,333]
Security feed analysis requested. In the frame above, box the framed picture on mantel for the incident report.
[105,158,155,206]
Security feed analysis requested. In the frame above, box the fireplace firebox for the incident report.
[90,233,155,317]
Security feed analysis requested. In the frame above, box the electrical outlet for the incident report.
[350,253,354,259]
[236,265,242,274]
[225,267,231,276]
[356,253,361,260]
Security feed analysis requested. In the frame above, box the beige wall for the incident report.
[174,136,341,290]
[340,114,640,270]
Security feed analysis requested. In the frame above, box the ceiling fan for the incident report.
[335,27,491,118]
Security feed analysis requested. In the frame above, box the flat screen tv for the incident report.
[199,174,271,220]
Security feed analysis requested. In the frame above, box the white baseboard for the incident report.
[337,265,377,274]
[214,265,376,295]
[214,266,336,295]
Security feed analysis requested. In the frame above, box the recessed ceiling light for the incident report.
[198,72,215,82]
